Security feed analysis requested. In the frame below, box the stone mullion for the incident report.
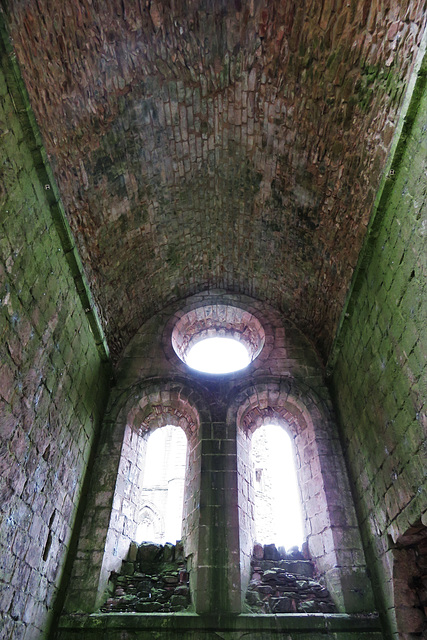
[182,432,202,609]
[195,419,240,614]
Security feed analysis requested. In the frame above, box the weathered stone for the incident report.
[4,0,423,367]
[170,595,189,608]
[175,542,184,562]
[101,541,191,614]
[121,562,134,576]
[299,599,319,613]
[264,544,279,561]
[262,570,279,582]
[247,548,336,615]
[137,543,163,565]
[134,601,163,612]
[128,542,138,563]
[258,585,274,595]
[0,2,426,634]
[246,590,263,607]
[163,543,175,563]
[270,597,294,613]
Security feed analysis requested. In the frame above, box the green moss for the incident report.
[331,48,427,640]
[166,244,181,268]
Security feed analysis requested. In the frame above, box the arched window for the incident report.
[136,424,188,544]
[251,423,304,550]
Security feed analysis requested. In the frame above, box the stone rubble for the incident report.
[101,541,191,613]
[245,544,336,614]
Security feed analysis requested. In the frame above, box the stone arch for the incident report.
[135,503,164,544]
[109,376,207,435]
[65,379,206,613]
[227,378,375,613]
[96,381,205,607]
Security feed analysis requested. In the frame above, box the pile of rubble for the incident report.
[101,541,191,613]
[245,544,336,614]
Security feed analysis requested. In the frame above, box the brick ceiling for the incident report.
[3,1,426,360]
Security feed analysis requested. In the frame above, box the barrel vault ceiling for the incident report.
[2,0,426,360]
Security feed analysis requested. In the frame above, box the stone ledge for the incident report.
[58,612,383,635]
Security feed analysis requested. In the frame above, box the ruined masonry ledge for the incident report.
[58,612,383,636]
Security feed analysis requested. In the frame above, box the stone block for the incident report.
[264,544,279,560]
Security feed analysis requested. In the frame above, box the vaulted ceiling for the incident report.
[2,1,426,360]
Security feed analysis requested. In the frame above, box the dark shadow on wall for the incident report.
[392,521,427,639]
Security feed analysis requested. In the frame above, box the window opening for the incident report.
[136,425,187,544]
[135,505,162,543]
[186,336,250,374]
[251,423,304,550]
[171,304,265,374]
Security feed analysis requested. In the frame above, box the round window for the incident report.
[171,305,265,374]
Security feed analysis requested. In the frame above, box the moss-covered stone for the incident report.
[331,50,427,640]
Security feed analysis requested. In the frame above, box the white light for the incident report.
[137,425,187,545]
[252,424,304,550]
[186,337,250,374]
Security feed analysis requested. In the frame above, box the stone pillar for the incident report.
[195,413,241,614]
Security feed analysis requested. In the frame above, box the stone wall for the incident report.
[0,35,109,639]
[63,291,374,621]
[102,541,191,613]
[331,52,427,639]
[245,544,336,614]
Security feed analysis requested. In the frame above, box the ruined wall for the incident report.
[0,39,109,639]
[332,55,427,639]
[63,291,374,622]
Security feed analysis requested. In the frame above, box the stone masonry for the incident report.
[245,544,337,614]
[63,292,374,620]
[0,34,109,640]
[101,541,191,614]
[2,1,427,359]
[331,48,427,639]
[0,2,425,639]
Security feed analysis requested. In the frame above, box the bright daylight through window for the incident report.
[186,336,251,374]
[252,423,304,550]
[171,304,265,373]
[136,425,187,545]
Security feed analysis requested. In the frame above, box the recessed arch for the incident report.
[69,380,206,611]
[98,383,203,603]
[228,378,374,613]
[64,294,378,620]
[126,385,202,440]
